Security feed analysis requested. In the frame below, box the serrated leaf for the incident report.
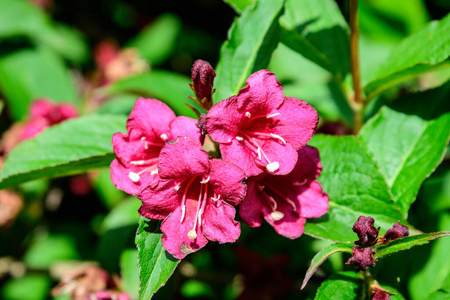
[359,106,450,214]
[0,114,126,189]
[127,13,181,66]
[314,271,361,300]
[302,242,354,290]
[135,217,180,299]
[374,231,450,258]
[280,0,350,77]
[213,0,284,102]
[101,70,199,118]
[365,13,450,99]
[305,135,408,242]
[0,47,79,121]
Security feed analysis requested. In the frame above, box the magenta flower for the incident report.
[110,98,202,195]
[21,99,78,140]
[138,137,246,259]
[205,70,318,177]
[239,146,328,239]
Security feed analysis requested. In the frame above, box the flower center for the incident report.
[234,112,285,173]
[127,157,159,182]
[178,175,222,240]
[257,182,299,221]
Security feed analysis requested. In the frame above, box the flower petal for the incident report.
[288,146,322,182]
[110,158,158,195]
[112,132,161,167]
[220,139,263,177]
[209,159,246,206]
[161,203,209,259]
[137,179,179,219]
[169,116,203,144]
[158,137,210,180]
[255,139,298,176]
[237,70,284,113]
[202,200,240,243]
[205,96,240,143]
[265,209,306,239]
[296,181,329,218]
[273,97,318,149]
[127,98,176,139]
[239,181,266,228]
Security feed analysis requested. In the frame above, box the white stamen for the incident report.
[227,139,232,143]
[271,211,284,221]
[174,185,181,191]
[160,133,168,141]
[266,161,280,173]
[128,172,140,182]
[200,176,210,184]
[211,194,221,201]
[256,148,262,160]
[144,142,149,150]
[151,169,158,175]
[130,160,146,165]
[266,112,280,119]
[236,136,244,141]
[270,133,286,144]
[141,136,146,140]
[180,206,186,222]
[187,230,197,239]
[245,111,252,118]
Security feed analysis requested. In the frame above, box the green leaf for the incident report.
[280,0,350,77]
[364,14,450,100]
[101,70,198,118]
[374,231,450,258]
[121,249,140,299]
[409,213,450,300]
[305,135,408,242]
[0,114,126,189]
[314,271,361,300]
[135,217,180,299]
[127,13,181,66]
[0,0,88,64]
[427,288,450,300]
[302,242,354,290]
[213,0,284,102]
[1,274,51,300]
[0,47,78,121]
[359,106,450,214]
[223,0,255,13]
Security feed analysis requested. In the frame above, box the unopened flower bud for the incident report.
[352,216,380,247]
[382,222,409,244]
[346,247,376,272]
[191,60,216,110]
[372,289,391,300]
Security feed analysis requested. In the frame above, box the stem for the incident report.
[349,0,364,134]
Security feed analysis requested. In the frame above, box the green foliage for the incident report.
[1,274,51,300]
[127,13,181,66]
[306,135,408,242]
[120,249,140,299]
[359,107,450,214]
[0,115,126,189]
[0,47,79,121]
[135,217,180,299]
[214,0,284,102]
[365,13,450,99]
[102,70,199,117]
[314,271,361,300]
[302,242,354,289]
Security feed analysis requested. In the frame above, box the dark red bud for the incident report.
[352,216,380,247]
[196,114,207,135]
[191,60,216,109]
[346,247,376,272]
[382,222,409,244]
[372,290,391,300]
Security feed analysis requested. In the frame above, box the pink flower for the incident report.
[239,146,328,239]
[21,99,78,140]
[138,137,246,259]
[206,70,318,177]
[111,98,202,195]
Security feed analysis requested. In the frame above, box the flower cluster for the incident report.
[110,60,329,259]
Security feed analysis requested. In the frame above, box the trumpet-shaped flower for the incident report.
[206,70,318,177]
[138,137,246,259]
[110,98,202,195]
[239,146,328,239]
